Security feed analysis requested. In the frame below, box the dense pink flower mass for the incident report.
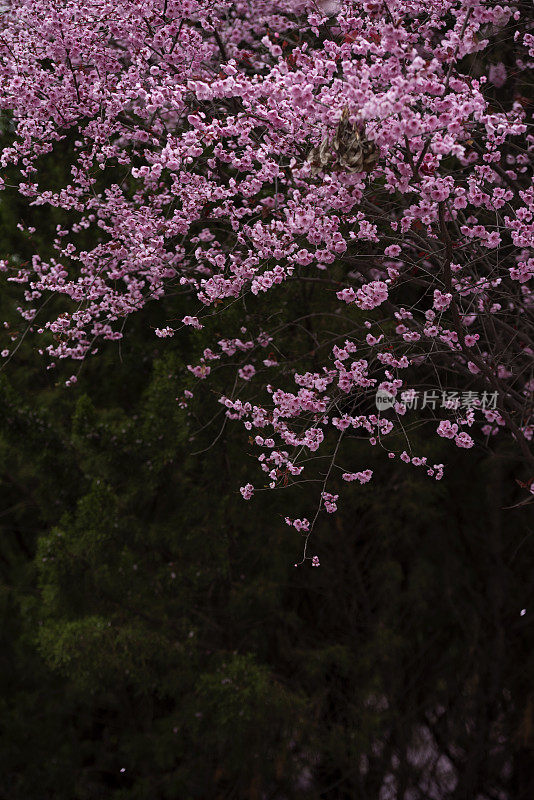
[0,0,532,561]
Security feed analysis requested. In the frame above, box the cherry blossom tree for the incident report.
[0,0,532,561]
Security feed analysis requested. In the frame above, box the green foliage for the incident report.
[0,333,532,798]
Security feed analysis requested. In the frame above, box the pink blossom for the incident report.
[437,421,458,439]
[342,470,373,484]
[238,364,256,381]
[464,335,479,347]
[356,281,389,311]
[321,492,338,513]
[336,287,356,304]
[182,316,203,330]
[285,517,310,532]
[433,291,453,312]
[455,432,474,448]
[240,483,254,500]
[187,364,211,379]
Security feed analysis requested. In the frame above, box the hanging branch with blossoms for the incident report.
[0,0,532,562]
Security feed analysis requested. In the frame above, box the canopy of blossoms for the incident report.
[0,0,532,560]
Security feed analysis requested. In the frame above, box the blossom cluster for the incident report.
[0,0,532,563]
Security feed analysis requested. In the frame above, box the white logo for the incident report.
[375,389,395,410]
